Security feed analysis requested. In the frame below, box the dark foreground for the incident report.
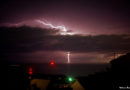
[3,53,130,90]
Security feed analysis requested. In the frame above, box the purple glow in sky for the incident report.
[0,0,129,35]
[0,0,130,64]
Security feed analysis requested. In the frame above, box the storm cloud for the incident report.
[0,26,130,53]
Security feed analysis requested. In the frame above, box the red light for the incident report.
[49,61,55,66]
[29,67,32,72]
[29,71,32,75]
[28,67,33,75]
[50,62,54,65]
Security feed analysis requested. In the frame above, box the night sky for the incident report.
[0,0,130,63]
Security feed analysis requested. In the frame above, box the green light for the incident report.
[68,77,73,82]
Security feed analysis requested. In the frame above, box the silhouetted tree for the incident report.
[78,53,130,90]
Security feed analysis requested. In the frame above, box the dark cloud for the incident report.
[0,26,130,54]
[0,26,59,52]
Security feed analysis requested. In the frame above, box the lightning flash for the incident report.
[67,52,70,64]
[36,20,74,35]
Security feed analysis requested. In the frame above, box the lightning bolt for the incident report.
[67,52,70,64]
[1,20,75,35]
[36,20,68,35]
